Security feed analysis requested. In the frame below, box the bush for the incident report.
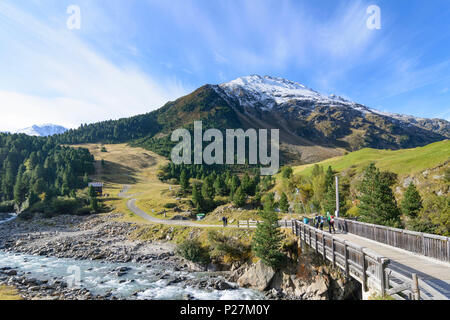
[176,239,210,264]
[52,198,79,215]
[207,231,250,263]
[163,203,177,209]
[0,201,15,213]
[75,206,92,216]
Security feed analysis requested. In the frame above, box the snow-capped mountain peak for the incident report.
[15,124,68,137]
[218,75,354,108]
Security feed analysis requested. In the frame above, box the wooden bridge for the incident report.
[287,218,450,300]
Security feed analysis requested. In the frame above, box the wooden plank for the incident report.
[412,273,420,300]
[387,283,411,295]
[361,249,368,292]
[332,238,336,266]
[344,243,349,276]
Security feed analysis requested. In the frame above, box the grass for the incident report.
[0,285,22,300]
[72,143,225,226]
[292,140,450,177]
[72,143,177,222]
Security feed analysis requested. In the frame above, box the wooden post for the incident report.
[361,249,368,292]
[331,238,336,266]
[315,231,318,253]
[379,258,389,297]
[344,243,349,276]
[322,234,326,259]
[309,227,312,246]
[384,269,390,296]
[447,238,450,263]
[422,234,426,256]
[412,273,420,300]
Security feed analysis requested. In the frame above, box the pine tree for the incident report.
[201,176,215,201]
[213,175,227,196]
[13,165,28,206]
[358,163,402,227]
[279,192,289,213]
[180,170,190,191]
[233,186,246,208]
[229,175,240,196]
[280,166,293,179]
[324,166,334,193]
[252,197,284,269]
[192,184,204,212]
[401,183,423,219]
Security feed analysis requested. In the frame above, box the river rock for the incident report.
[237,260,275,291]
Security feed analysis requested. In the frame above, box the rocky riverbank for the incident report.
[0,213,263,300]
[0,213,181,265]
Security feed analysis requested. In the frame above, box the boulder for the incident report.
[237,260,275,291]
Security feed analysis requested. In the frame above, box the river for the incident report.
[0,213,264,300]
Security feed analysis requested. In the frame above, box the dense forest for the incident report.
[0,133,95,211]
[52,113,161,145]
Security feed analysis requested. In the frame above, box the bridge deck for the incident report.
[333,231,450,298]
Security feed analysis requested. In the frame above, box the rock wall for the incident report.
[229,244,362,300]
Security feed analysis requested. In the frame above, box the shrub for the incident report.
[52,198,79,215]
[163,203,177,209]
[75,206,92,216]
[176,239,210,264]
[207,231,250,263]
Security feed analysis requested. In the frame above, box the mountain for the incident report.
[16,124,68,137]
[56,75,450,165]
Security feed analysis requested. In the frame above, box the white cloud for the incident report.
[0,1,188,132]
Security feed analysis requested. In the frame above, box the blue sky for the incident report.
[0,0,449,131]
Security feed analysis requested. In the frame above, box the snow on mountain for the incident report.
[217,75,355,109]
[15,124,68,137]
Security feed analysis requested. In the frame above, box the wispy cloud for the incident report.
[0,1,188,131]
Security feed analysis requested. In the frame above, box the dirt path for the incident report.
[119,184,234,228]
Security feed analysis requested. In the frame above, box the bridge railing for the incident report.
[292,220,446,300]
[335,218,450,263]
[291,219,389,294]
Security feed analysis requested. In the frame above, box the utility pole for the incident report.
[335,176,340,217]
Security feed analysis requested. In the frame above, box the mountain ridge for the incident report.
[54,75,450,165]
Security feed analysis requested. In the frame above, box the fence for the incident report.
[237,219,295,229]
[291,220,446,300]
[335,218,450,263]
[237,220,261,229]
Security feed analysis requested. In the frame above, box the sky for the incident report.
[0,0,449,132]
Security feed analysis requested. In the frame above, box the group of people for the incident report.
[313,212,336,234]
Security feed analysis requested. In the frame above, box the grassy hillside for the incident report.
[293,140,450,177]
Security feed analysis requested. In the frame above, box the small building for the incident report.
[88,182,104,197]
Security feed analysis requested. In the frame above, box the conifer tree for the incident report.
[13,165,28,206]
[358,163,402,227]
[233,186,246,208]
[279,192,289,213]
[192,184,204,212]
[213,175,227,196]
[401,183,423,219]
[180,170,190,191]
[252,197,284,269]
[324,166,334,193]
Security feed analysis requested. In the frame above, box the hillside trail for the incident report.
[121,185,235,229]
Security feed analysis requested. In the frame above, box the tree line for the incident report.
[0,133,95,211]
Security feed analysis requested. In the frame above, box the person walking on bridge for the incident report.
[314,214,320,228]
[319,216,324,231]
[328,214,336,234]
